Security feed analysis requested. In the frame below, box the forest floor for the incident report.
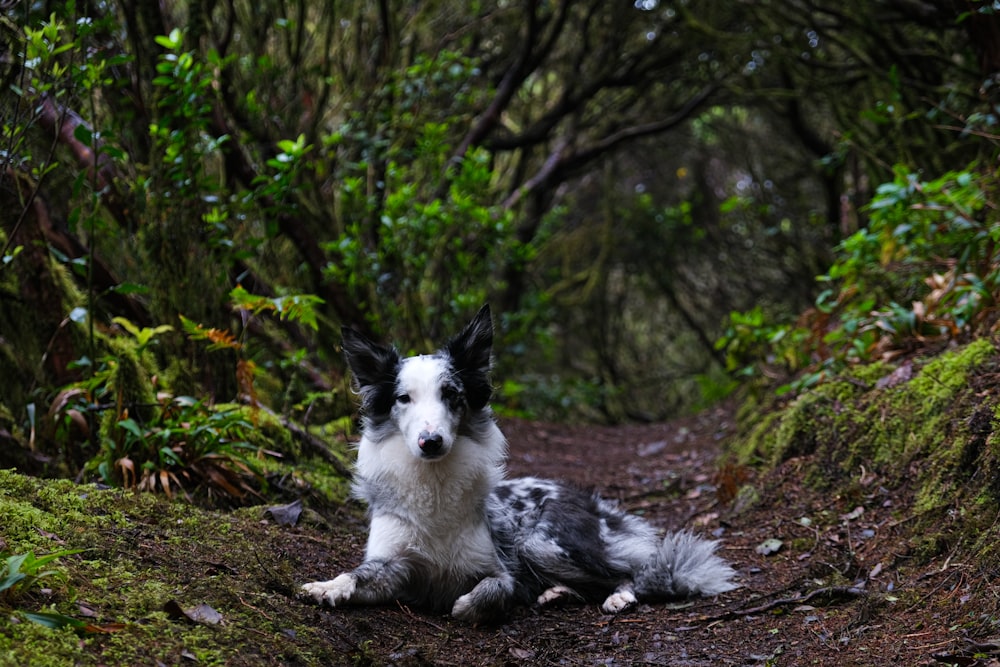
[285,403,1000,667]
[7,400,1000,666]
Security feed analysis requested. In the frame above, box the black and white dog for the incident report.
[301,305,736,623]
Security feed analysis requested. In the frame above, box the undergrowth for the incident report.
[718,160,1000,394]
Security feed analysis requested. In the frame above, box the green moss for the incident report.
[734,378,866,467]
[842,360,892,386]
[868,341,994,513]
[0,500,58,552]
[730,338,1000,572]
[97,336,160,442]
[0,464,352,665]
[0,472,124,552]
[860,339,993,468]
[904,339,992,407]
[734,340,996,474]
[283,457,353,506]
[0,622,84,667]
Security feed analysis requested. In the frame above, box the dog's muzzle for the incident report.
[417,430,445,458]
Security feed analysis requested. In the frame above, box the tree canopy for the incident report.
[1,0,998,481]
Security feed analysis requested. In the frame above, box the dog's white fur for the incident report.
[302,305,737,622]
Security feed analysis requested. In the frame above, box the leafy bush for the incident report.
[719,162,1000,392]
[715,306,810,378]
[96,398,265,502]
[47,322,268,503]
[45,284,330,502]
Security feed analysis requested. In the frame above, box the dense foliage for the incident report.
[719,156,1000,394]
[1,0,998,494]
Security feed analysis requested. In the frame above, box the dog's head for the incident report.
[341,305,494,461]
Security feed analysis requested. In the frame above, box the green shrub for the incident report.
[719,162,1000,393]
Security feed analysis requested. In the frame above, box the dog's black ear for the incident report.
[446,304,493,372]
[445,304,494,409]
[341,326,400,396]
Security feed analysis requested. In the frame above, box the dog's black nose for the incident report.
[418,431,444,456]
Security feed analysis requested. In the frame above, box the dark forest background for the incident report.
[2,1,999,483]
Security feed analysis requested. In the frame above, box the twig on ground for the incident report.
[692,586,867,624]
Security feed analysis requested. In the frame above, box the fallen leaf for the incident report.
[637,440,667,457]
[82,622,128,634]
[840,506,864,521]
[164,600,224,626]
[189,604,223,625]
[35,528,65,543]
[693,512,719,527]
[265,499,303,527]
[875,361,913,389]
[509,647,536,660]
[756,538,783,556]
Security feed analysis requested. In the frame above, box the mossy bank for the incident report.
[731,338,1000,563]
[0,464,358,666]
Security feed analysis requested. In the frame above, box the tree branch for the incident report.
[435,0,549,199]
[503,83,718,212]
[566,83,719,167]
[35,95,135,230]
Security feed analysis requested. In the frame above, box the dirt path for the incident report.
[291,404,998,666]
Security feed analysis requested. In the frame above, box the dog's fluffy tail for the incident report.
[634,531,737,599]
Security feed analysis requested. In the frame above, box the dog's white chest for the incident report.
[356,435,503,574]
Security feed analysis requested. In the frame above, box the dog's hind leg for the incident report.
[536,584,581,607]
[302,558,411,608]
[451,572,515,623]
[601,581,638,613]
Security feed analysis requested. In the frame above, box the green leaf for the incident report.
[4,553,29,575]
[116,418,144,439]
[2,245,23,265]
[25,549,84,570]
[22,611,88,630]
[154,28,183,50]
[159,446,182,466]
[0,571,27,593]
[73,124,93,145]
[111,316,141,338]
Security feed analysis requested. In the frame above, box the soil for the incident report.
[285,403,1000,667]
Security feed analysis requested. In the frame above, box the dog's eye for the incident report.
[395,394,411,404]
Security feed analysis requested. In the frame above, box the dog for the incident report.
[301,305,737,623]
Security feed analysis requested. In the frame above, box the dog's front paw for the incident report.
[301,573,356,607]
[452,591,499,624]
[601,588,637,614]
[451,574,513,623]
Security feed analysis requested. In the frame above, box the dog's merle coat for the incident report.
[301,305,737,623]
